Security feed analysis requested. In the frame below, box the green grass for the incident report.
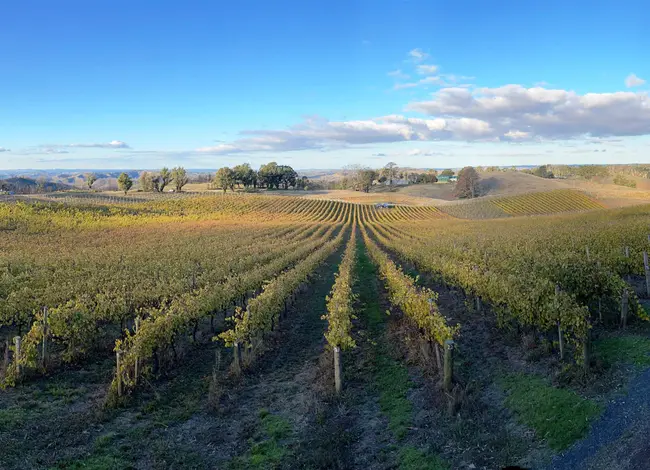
[501,373,602,451]
[356,240,414,441]
[0,406,30,432]
[228,410,293,470]
[399,446,449,470]
[355,240,450,466]
[52,454,133,470]
[595,335,650,366]
[375,354,413,440]
[259,408,292,440]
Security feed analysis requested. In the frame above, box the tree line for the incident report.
[212,162,308,192]
[100,167,191,195]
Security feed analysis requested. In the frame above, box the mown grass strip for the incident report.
[399,446,449,470]
[356,239,413,440]
[594,335,650,366]
[356,239,448,467]
[228,409,293,470]
[501,373,602,451]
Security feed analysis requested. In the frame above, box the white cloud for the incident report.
[14,141,131,156]
[393,82,419,90]
[625,73,646,88]
[0,147,10,152]
[406,148,442,157]
[36,140,131,150]
[408,48,428,62]
[503,130,532,141]
[388,69,410,80]
[407,85,650,140]
[416,64,438,75]
[195,114,497,156]
[393,74,473,91]
[199,84,650,156]
[67,140,131,149]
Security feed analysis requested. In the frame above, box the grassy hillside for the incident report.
[0,177,70,193]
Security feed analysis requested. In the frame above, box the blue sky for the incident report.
[0,0,648,170]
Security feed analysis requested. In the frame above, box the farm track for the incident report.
[547,365,650,470]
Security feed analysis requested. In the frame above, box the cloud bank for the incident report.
[194,84,650,155]
[407,85,650,140]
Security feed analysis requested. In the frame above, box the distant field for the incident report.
[301,189,439,206]
[436,189,604,219]
[492,189,604,216]
[437,199,509,219]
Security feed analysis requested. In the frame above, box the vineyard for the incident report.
[438,189,605,219]
[1,193,650,469]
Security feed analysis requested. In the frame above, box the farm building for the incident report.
[437,176,458,183]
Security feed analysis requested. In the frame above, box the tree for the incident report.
[440,169,455,177]
[139,171,156,192]
[36,177,47,192]
[258,162,281,189]
[158,167,172,192]
[117,173,133,195]
[454,166,481,199]
[531,165,554,179]
[85,173,97,190]
[354,168,377,193]
[424,169,438,183]
[279,165,298,189]
[233,163,257,188]
[256,162,297,190]
[214,167,235,192]
[295,175,310,190]
[576,165,609,180]
[382,162,399,185]
[171,167,189,192]
[613,174,637,188]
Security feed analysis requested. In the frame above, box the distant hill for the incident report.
[0,177,71,194]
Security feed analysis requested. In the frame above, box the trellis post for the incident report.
[333,347,343,394]
[443,340,455,392]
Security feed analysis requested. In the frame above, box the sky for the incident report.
[0,0,649,171]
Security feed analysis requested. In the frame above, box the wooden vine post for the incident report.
[333,346,343,394]
[116,349,123,397]
[555,285,565,361]
[621,288,629,329]
[14,336,21,378]
[443,340,455,392]
[42,307,49,368]
[233,342,242,376]
[585,246,591,262]
[3,340,9,373]
[583,327,591,374]
[134,316,141,385]
[644,251,650,298]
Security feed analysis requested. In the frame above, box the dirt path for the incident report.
[547,366,650,470]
